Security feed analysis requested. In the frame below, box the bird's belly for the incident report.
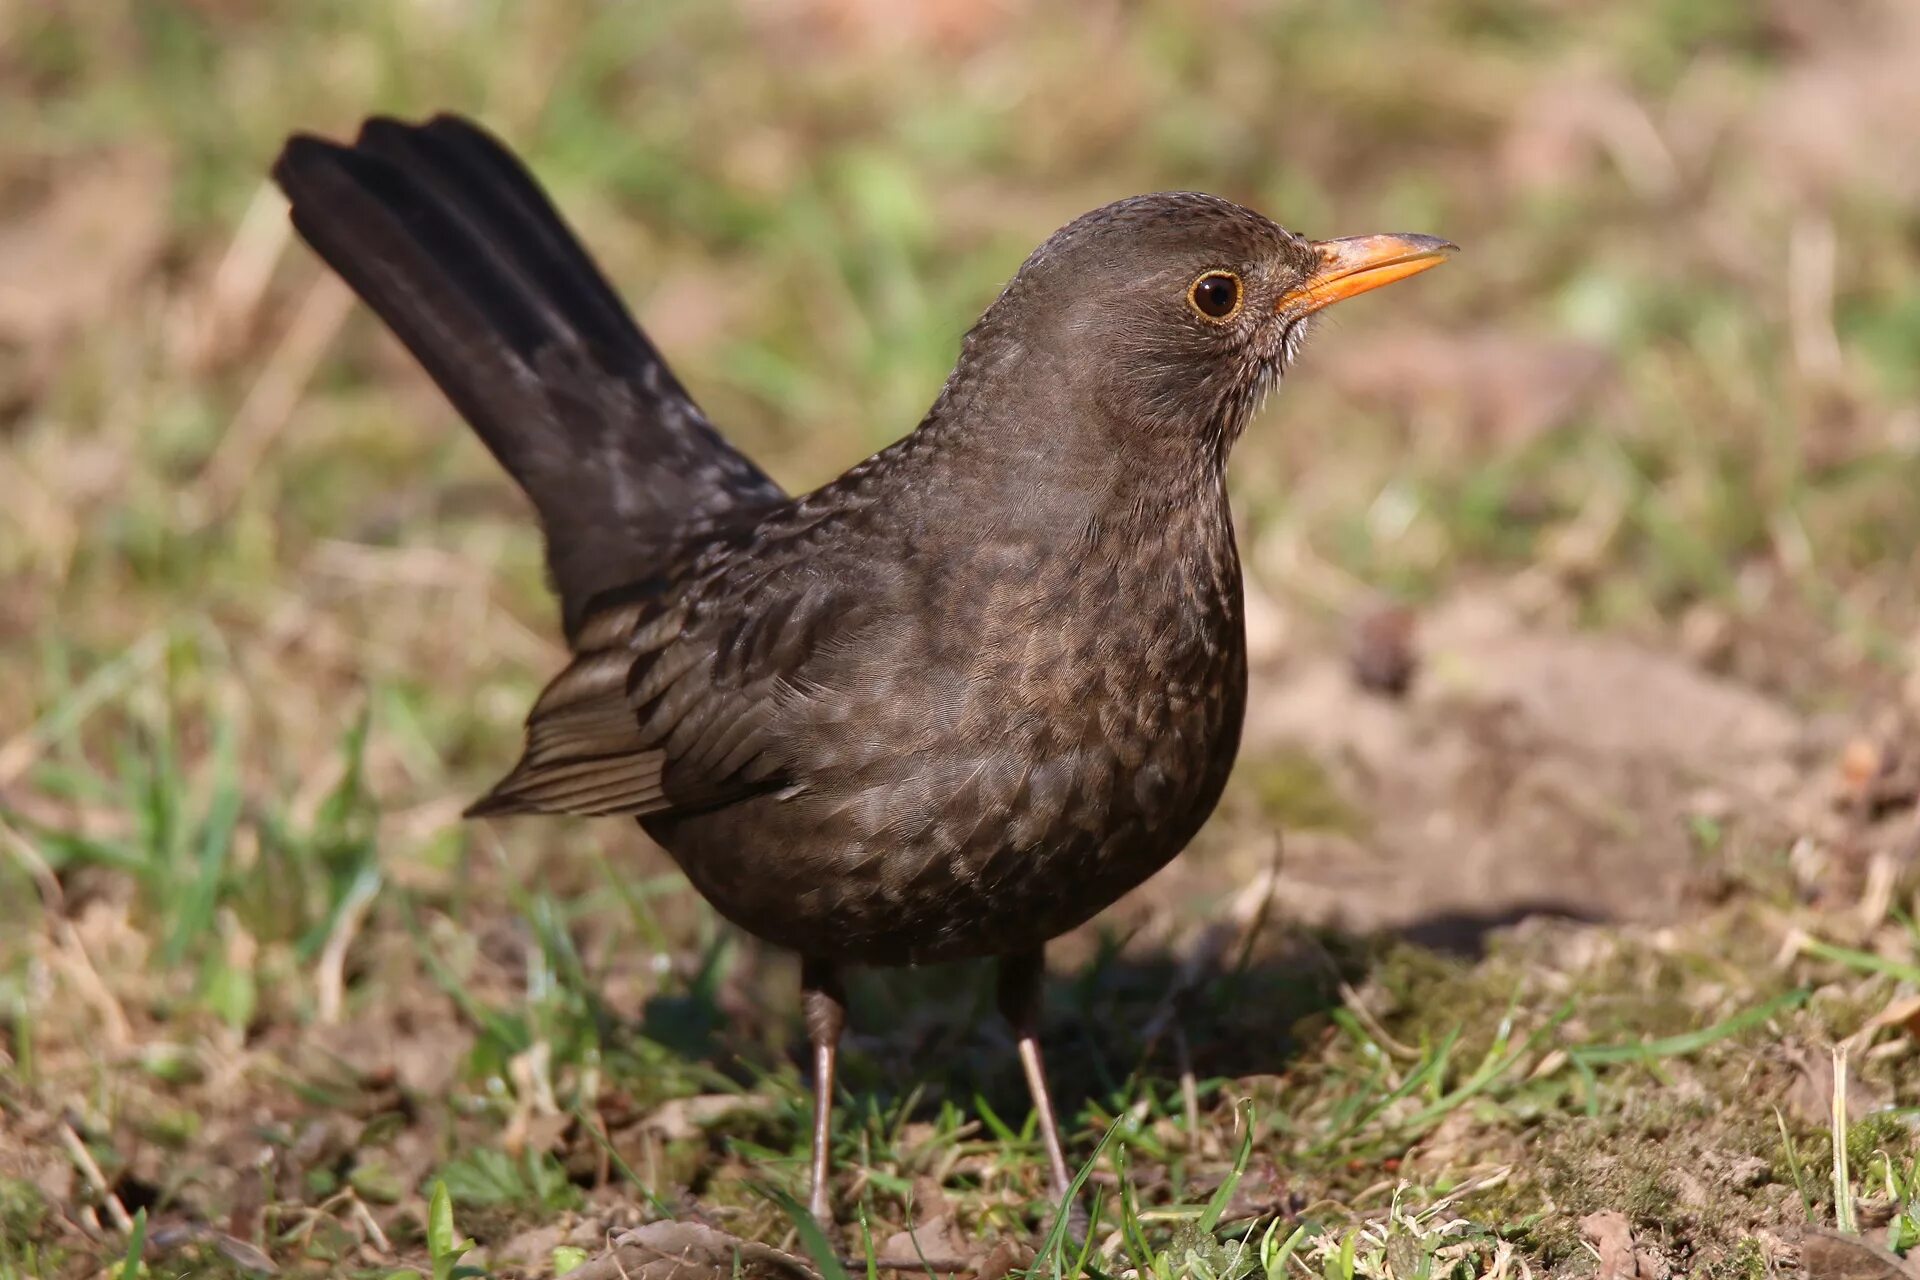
[645,630,1247,965]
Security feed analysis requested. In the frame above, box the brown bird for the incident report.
[272,114,1451,1221]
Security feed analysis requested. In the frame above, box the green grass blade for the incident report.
[1199,1099,1256,1232]
[1030,1115,1126,1278]
[117,1208,147,1280]
[1569,989,1810,1066]
[1797,938,1920,987]
[760,1183,854,1280]
[163,716,242,966]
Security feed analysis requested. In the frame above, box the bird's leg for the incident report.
[997,949,1073,1200]
[801,956,846,1222]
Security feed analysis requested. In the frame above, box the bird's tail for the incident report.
[272,114,784,641]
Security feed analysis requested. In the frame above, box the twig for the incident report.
[58,1121,133,1235]
[1174,1024,1203,1149]
[1419,1165,1511,1219]
[191,274,354,521]
[52,922,134,1050]
[1339,980,1422,1062]
[1856,852,1896,932]
[347,1190,392,1254]
[0,814,64,913]
[1589,88,1678,199]
[314,868,381,1025]
[175,179,295,371]
[1788,216,1844,385]
[1831,1043,1855,1235]
[6,817,135,1048]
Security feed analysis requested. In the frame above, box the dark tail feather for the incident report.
[351,116,650,374]
[272,115,784,640]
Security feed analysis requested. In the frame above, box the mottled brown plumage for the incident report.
[272,114,1451,1221]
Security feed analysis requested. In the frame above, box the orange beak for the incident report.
[1281,233,1456,315]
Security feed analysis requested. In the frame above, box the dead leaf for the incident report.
[493,1220,574,1268]
[1861,993,1920,1042]
[874,1176,982,1270]
[1208,1155,1294,1223]
[565,1220,821,1280]
[876,1212,971,1268]
[495,1217,633,1268]
[972,1240,1037,1279]
[642,1093,768,1141]
[148,1222,278,1274]
[502,1109,572,1158]
[1800,1226,1920,1280]
[1583,1211,1634,1279]
[1409,1109,1484,1174]
[1581,1210,1668,1280]
[308,1002,472,1098]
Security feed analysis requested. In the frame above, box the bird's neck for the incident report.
[898,331,1233,544]
[857,395,1231,599]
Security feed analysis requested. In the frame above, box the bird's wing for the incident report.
[273,115,785,642]
[465,561,868,820]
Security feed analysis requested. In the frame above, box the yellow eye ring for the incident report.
[1186,270,1243,323]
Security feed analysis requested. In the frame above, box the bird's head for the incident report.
[954,192,1453,463]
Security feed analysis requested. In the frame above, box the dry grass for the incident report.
[2,1,1918,1276]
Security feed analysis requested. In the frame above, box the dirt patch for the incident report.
[1223,589,1814,937]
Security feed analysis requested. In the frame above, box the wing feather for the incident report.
[467,567,862,821]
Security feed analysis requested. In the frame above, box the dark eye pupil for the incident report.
[1195,274,1238,317]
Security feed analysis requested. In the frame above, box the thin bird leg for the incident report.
[997,949,1073,1199]
[801,956,847,1222]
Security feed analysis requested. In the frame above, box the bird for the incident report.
[271,113,1452,1223]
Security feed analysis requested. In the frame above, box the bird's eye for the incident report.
[1186,270,1243,322]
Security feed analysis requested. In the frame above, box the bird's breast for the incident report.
[812,512,1246,940]
[653,490,1250,964]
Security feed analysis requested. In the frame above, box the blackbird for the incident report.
[272,114,1451,1220]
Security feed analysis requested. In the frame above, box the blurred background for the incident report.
[2,0,1918,1274]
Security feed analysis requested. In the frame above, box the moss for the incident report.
[0,1177,50,1245]
[1460,1172,1580,1262]
[1847,1112,1911,1170]
[1522,1094,1797,1267]
[1702,1237,1770,1280]
[140,1104,203,1147]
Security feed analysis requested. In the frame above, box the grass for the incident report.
[4,0,1920,1275]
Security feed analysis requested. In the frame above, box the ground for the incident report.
[2,1,1918,1277]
